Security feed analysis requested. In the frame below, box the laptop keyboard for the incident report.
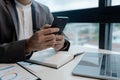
[100,54,120,78]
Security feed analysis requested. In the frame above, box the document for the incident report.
[27,48,83,69]
[0,64,40,80]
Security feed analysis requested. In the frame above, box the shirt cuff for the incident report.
[60,40,70,51]
[25,52,32,56]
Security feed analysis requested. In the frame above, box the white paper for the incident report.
[0,64,38,80]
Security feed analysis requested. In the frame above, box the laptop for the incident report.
[72,52,120,80]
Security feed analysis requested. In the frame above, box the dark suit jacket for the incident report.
[0,0,55,63]
[0,0,70,63]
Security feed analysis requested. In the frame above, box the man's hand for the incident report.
[53,35,65,51]
[25,24,59,52]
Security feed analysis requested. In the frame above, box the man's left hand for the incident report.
[53,35,65,51]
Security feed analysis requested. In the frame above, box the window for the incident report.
[64,23,99,48]
[35,0,120,51]
[112,23,120,52]
[35,0,99,48]
[35,0,98,12]
[112,0,120,6]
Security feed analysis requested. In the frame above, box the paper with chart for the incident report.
[0,64,38,80]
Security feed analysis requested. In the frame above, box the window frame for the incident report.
[52,0,120,50]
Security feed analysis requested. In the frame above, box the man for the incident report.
[0,0,70,63]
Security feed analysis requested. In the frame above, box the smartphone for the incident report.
[51,16,69,34]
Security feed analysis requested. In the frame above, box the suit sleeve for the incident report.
[0,40,26,63]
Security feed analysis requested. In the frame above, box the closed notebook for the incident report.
[27,48,83,69]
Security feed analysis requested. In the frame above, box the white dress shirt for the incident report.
[15,0,33,40]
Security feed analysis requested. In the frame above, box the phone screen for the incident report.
[51,16,69,34]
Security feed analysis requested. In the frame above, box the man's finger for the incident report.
[55,40,63,45]
[56,35,64,40]
[40,24,51,29]
[44,39,56,46]
[44,34,56,41]
[41,28,59,35]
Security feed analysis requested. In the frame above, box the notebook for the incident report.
[27,48,83,69]
[72,52,120,80]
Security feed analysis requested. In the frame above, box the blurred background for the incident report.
[35,0,120,52]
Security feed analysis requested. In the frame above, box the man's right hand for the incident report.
[25,24,59,53]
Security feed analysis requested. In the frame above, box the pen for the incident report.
[17,63,41,80]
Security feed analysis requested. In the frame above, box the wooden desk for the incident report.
[28,45,120,80]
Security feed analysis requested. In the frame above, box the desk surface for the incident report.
[27,45,120,80]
